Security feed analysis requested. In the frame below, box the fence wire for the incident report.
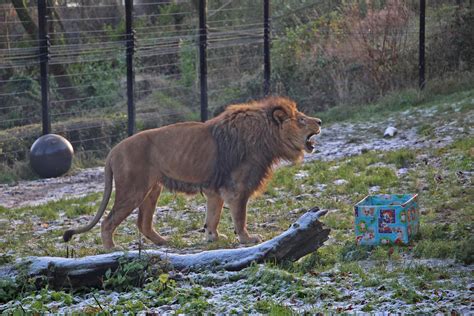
[0,0,469,171]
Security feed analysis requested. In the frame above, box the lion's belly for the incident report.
[161,176,204,194]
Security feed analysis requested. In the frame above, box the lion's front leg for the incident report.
[223,191,262,244]
[203,190,226,242]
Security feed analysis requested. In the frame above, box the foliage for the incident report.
[0,260,48,304]
[0,278,18,303]
[254,300,294,315]
[426,3,474,75]
[271,0,473,113]
[174,286,211,314]
[455,236,474,265]
[103,257,154,291]
[67,58,125,110]
[0,115,127,182]
[178,40,197,88]
[1,0,473,180]
[384,149,416,169]
[0,75,41,129]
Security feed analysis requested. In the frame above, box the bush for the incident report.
[455,236,474,265]
[271,0,472,114]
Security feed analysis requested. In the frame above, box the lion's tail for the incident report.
[63,158,113,243]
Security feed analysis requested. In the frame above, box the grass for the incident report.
[0,87,473,313]
[0,139,474,315]
[0,138,471,260]
[254,300,294,315]
[0,193,102,221]
[318,84,474,124]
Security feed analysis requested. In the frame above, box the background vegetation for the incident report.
[0,0,473,182]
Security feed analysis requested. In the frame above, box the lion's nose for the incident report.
[315,118,322,126]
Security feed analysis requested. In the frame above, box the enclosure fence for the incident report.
[0,0,469,172]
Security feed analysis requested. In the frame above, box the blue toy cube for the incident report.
[354,194,419,245]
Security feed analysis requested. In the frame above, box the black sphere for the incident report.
[30,134,74,178]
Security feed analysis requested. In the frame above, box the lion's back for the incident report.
[107,121,217,185]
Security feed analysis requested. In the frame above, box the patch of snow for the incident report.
[369,186,381,194]
[0,167,104,208]
[397,168,409,176]
[333,179,348,186]
[294,170,309,180]
[314,183,327,191]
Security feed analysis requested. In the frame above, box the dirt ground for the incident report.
[0,95,473,314]
[1,103,470,209]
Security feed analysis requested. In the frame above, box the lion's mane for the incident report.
[206,97,302,195]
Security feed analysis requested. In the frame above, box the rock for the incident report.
[295,194,313,201]
[383,126,398,138]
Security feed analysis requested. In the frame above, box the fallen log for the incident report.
[0,208,329,289]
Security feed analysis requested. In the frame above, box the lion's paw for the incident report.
[206,231,228,242]
[238,234,262,244]
[107,245,126,252]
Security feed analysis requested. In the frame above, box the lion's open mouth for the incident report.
[305,133,319,152]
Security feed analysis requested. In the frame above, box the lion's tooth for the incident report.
[308,134,318,145]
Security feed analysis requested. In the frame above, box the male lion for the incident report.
[63,97,322,249]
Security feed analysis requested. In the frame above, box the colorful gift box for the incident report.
[354,194,419,245]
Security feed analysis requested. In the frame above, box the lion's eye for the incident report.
[298,117,306,125]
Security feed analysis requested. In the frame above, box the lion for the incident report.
[63,97,322,249]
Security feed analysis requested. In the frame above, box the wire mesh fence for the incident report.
[0,0,269,170]
[0,0,472,179]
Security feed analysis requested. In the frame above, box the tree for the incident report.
[10,0,82,105]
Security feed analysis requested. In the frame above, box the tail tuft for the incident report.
[63,229,74,242]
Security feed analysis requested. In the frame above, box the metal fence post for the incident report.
[419,0,426,90]
[38,0,50,135]
[199,0,208,122]
[125,0,135,136]
[263,0,271,96]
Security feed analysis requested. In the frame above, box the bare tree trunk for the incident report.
[10,0,82,105]
[0,208,330,290]
[10,0,38,36]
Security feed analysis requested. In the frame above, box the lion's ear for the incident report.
[271,107,289,125]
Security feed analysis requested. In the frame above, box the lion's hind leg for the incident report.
[101,196,137,249]
[137,183,168,246]
[101,182,150,249]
